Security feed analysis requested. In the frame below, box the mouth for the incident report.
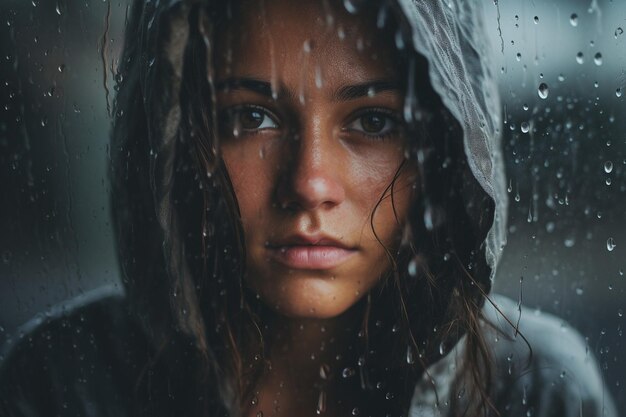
[266,235,357,270]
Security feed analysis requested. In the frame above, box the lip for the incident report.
[267,235,357,270]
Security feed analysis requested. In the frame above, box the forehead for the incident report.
[214,0,400,82]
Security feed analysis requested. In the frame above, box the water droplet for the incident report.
[538,83,549,99]
[533,16,539,24]
[575,287,584,295]
[406,345,415,364]
[516,52,522,61]
[351,408,360,416]
[316,390,327,414]
[57,64,65,73]
[521,122,530,133]
[615,27,624,38]
[342,367,355,378]
[251,396,259,405]
[303,39,312,53]
[606,177,612,186]
[618,309,623,318]
[314,65,323,89]
[407,258,418,277]
[55,2,61,15]
[607,238,616,252]
[319,364,330,380]
[575,52,584,64]
[343,0,358,14]
[564,237,576,248]
[616,88,623,98]
[394,29,405,50]
[604,161,613,173]
[570,13,578,26]
[594,52,603,66]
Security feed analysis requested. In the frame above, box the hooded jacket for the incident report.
[0,0,617,416]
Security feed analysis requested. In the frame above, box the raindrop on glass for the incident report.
[319,364,330,380]
[607,238,616,252]
[406,345,415,364]
[615,27,624,39]
[575,52,584,64]
[342,367,355,378]
[516,52,522,62]
[616,88,623,98]
[407,258,418,277]
[521,122,530,133]
[604,161,613,173]
[343,0,358,14]
[593,52,603,66]
[570,13,578,27]
[533,16,539,24]
[316,391,327,414]
[538,83,549,99]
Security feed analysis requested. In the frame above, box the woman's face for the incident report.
[216,0,417,319]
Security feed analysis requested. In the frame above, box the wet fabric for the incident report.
[0,0,618,416]
[0,291,617,416]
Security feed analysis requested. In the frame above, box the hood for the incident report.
[110,0,505,410]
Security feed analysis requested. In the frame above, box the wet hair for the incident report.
[112,0,501,416]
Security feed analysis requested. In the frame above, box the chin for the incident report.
[250,275,366,320]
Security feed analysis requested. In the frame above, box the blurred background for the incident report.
[0,0,624,413]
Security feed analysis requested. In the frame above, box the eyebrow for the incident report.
[214,77,399,102]
[215,77,277,97]
[332,80,400,101]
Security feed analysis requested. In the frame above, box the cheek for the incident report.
[359,162,416,244]
[221,145,272,227]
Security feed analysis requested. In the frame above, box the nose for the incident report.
[276,125,346,211]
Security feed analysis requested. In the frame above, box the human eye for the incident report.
[345,108,399,140]
[221,105,279,137]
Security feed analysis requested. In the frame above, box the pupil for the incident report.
[362,114,384,133]
[241,110,263,129]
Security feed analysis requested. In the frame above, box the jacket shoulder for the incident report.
[486,295,617,417]
[0,286,149,417]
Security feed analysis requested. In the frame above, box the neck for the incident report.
[269,300,365,373]
[246,299,368,416]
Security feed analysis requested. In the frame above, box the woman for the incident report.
[0,0,616,416]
